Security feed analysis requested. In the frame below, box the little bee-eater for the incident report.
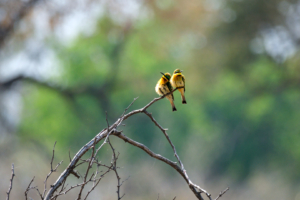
[170,69,186,104]
[155,72,177,111]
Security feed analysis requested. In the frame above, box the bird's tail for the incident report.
[178,88,187,104]
[171,101,177,111]
[167,95,177,111]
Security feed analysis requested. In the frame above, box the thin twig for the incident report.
[83,164,113,200]
[214,187,229,200]
[43,142,63,199]
[6,163,15,200]
[94,111,112,156]
[25,176,35,200]
[77,137,97,200]
[108,139,124,200]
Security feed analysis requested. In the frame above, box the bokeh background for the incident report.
[1,0,300,199]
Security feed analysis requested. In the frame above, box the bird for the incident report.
[155,72,177,111]
[170,69,186,104]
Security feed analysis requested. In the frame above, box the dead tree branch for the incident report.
[43,91,228,200]
[6,91,228,199]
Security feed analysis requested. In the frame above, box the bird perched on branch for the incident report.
[170,69,186,104]
[155,72,177,111]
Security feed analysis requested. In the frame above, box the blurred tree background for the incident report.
[1,0,300,199]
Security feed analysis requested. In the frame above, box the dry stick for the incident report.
[6,163,15,200]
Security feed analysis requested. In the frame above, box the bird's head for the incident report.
[160,72,171,80]
[173,69,183,74]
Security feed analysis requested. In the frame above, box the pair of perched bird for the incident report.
[155,69,186,111]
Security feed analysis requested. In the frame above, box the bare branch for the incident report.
[6,163,15,200]
[44,94,227,200]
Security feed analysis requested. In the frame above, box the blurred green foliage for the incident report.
[18,0,300,183]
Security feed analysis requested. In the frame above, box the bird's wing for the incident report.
[182,75,185,92]
[166,82,174,100]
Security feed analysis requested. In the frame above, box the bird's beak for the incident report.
[180,70,183,72]
[160,72,165,76]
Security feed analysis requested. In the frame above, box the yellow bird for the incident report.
[170,69,186,104]
[155,72,177,111]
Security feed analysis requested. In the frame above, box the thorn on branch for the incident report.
[70,170,80,179]
[69,149,72,162]
[51,142,57,171]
